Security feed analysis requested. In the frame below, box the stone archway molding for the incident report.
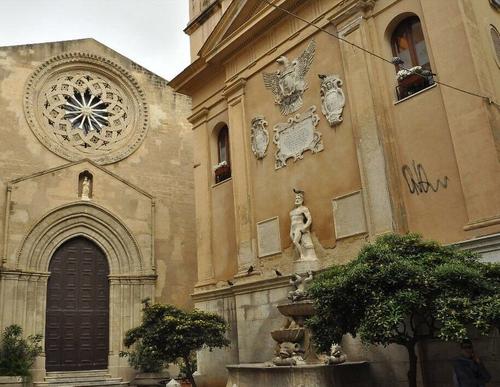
[16,201,150,275]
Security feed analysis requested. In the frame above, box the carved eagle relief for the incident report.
[262,39,316,116]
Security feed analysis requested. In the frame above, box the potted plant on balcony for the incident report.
[0,325,42,387]
[213,160,231,183]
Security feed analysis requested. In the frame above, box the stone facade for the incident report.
[0,39,196,383]
[172,1,500,386]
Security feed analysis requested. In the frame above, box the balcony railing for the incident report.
[396,73,435,100]
[214,164,231,184]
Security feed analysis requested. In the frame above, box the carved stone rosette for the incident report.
[24,52,149,164]
[319,74,345,127]
[273,106,323,169]
[250,116,269,159]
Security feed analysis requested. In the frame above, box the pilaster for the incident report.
[223,79,259,276]
[335,14,395,237]
[189,108,216,287]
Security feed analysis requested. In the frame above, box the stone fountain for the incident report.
[225,191,371,386]
[225,271,372,387]
[270,272,320,366]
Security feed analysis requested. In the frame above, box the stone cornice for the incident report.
[222,78,247,103]
[169,58,208,94]
[0,269,50,278]
[188,107,210,126]
[174,0,373,97]
[192,274,291,302]
[185,1,222,35]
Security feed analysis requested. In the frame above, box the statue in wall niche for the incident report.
[288,271,313,302]
[326,343,347,365]
[319,74,345,127]
[289,189,317,261]
[81,176,91,200]
[263,40,316,116]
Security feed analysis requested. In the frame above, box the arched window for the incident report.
[214,125,231,183]
[391,16,434,99]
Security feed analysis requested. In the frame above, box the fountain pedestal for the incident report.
[270,300,319,366]
[226,361,371,387]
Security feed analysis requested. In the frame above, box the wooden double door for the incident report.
[45,237,109,371]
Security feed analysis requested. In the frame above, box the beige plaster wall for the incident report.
[0,38,196,308]
[176,0,500,386]
[244,29,361,248]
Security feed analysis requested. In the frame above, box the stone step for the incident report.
[45,370,110,379]
[34,370,128,387]
[35,380,127,387]
[35,384,127,386]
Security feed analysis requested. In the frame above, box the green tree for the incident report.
[0,325,42,377]
[122,300,230,387]
[307,233,500,387]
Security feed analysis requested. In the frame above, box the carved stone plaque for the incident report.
[273,105,323,169]
[251,116,269,159]
[332,191,367,239]
[257,217,282,258]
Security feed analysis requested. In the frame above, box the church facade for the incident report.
[0,39,196,383]
[171,0,500,386]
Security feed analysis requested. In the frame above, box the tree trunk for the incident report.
[405,343,418,387]
[183,356,197,387]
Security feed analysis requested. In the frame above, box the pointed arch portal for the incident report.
[1,202,156,378]
[45,237,109,371]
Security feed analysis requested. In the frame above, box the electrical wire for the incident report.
[257,0,500,107]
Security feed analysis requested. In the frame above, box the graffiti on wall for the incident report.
[402,161,449,195]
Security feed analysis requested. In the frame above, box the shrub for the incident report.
[0,325,42,377]
[121,300,229,387]
[307,233,500,387]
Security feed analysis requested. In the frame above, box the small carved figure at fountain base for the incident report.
[273,356,306,366]
[272,342,305,366]
[326,344,347,365]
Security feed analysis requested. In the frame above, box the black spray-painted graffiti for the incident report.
[402,161,449,195]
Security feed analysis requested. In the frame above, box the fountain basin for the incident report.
[277,300,315,318]
[270,328,304,343]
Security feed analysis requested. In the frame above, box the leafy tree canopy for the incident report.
[122,300,229,387]
[307,233,500,387]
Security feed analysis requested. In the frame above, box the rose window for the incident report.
[39,72,131,154]
[24,53,148,164]
[64,89,110,134]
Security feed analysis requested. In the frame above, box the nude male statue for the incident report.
[289,189,315,260]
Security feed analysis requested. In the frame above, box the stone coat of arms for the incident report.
[263,40,316,116]
[251,116,269,159]
[319,74,345,127]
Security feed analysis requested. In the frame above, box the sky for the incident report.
[0,0,191,81]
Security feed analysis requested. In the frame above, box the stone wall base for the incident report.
[226,362,371,387]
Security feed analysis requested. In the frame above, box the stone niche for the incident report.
[0,159,156,381]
